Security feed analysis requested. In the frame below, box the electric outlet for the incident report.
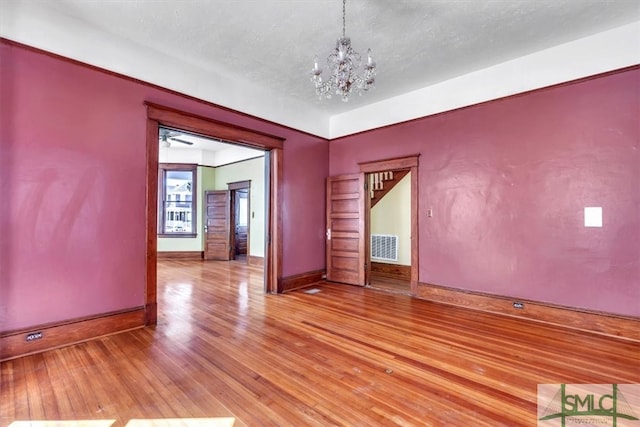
[25,331,43,342]
[513,302,525,310]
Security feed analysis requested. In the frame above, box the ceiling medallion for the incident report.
[310,0,376,102]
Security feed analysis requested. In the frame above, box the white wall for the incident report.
[329,22,640,138]
[159,147,203,165]
[4,1,637,139]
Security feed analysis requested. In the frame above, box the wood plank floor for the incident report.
[1,259,638,426]
[368,273,410,294]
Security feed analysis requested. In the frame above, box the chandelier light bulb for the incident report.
[312,55,322,75]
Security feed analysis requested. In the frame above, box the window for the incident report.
[158,163,197,237]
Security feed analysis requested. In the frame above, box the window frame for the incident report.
[158,163,198,238]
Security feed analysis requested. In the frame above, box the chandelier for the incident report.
[311,0,376,102]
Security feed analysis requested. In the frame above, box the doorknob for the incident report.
[204,226,208,232]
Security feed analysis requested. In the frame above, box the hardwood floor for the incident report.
[2,259,638,426]
[368,273,410,294]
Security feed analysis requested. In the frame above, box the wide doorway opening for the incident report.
[145,104,284,325]
[156,125,266,266]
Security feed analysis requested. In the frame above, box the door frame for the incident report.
[359,155,419,294]
[145,103,284,325]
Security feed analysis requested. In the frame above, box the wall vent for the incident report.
[371,234,398,262]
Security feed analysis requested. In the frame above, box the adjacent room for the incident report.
[1,1,638,425]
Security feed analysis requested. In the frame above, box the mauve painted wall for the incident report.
[0,41,328,332]
[330,68,639,317]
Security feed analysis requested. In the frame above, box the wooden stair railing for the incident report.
[369,169,410,208]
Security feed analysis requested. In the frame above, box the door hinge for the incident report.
[326,228,331,241]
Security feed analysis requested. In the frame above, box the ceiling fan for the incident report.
[159,128,194,147]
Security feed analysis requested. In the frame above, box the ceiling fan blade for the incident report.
[170,138,194,145]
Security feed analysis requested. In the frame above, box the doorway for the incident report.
[325,156,419,294]
[233,189,249,258]
[203,181,254,262]
[360,156,419,294]
[145,103,284,325]
[230,181,251,261]
[366,169,412,294]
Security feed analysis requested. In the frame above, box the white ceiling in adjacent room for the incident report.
[158,128,264,167]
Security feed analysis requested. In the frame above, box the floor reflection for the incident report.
[162,282,193,343]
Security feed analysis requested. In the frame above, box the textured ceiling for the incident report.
[23,0,640,116]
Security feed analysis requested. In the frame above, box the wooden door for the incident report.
[204,190,231,260]
[234,189,249,256]
[326,174,365,286]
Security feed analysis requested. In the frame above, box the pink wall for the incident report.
[330,68,639,317]
[0,41,328,332]
[1,39,636,333]
[282,137,329,274]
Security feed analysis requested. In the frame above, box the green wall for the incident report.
[212,156,265,257]
[370,172,411,266]
[158,157,265,257]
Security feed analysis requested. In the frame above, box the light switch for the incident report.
[584,207,602,227]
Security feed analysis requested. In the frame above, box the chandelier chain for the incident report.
[342,0,346,38]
